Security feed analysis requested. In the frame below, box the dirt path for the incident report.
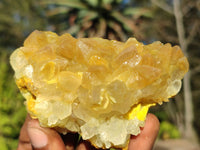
[153,139,200,150]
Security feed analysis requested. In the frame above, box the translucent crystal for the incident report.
[10,30,189,149]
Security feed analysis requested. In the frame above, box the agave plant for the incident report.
[41,0,153,41]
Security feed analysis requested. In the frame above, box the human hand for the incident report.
[17,113,159,150]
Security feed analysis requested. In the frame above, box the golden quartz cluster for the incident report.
[10,30,189,148]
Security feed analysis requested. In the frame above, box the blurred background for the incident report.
[0,0,199,149]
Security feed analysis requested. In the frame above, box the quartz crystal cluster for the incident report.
[10,30,189,149]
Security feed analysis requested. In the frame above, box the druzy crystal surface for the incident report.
[10,30,189,148]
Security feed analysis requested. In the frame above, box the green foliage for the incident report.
[159,121,181,140]
[41,0,152,41]
[0,1,46,149]
[0,50,26,150]
[0,0,46,49]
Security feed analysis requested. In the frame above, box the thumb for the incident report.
[128,114,160,150]
[27,119,66,150]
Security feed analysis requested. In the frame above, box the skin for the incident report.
[17,113,160,150]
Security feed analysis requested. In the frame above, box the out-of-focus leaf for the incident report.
[77,10,98,23]
[108,21,126,41]
[159,121,181,139]
[41,0,87,9]
[96,18,106,37]
[124,7,154,18]
[0,137,8,150]
[103,0,115,5]
[0,113,10,127]
[12,106,26,125]
[66,25,80,36]
[86,0,99,7]
[111,11,137,32]
[46,7,70,16]
[0,14,13,24]
[0,51,26,149]
[103,0,122,5]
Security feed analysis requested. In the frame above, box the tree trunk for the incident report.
[173,0,197,141]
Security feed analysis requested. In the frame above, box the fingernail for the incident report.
[28,127,48,148]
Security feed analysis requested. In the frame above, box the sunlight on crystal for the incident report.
[10,30,189,149]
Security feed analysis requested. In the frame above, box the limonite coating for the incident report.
[10,30,189,149]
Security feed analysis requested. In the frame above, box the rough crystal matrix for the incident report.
[10,30,189,149]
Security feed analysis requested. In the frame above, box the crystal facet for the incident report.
[10,30,189,149]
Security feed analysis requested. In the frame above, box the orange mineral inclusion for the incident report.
[10,30,189,149]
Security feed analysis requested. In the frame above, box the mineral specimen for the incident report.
[10,30,189,149]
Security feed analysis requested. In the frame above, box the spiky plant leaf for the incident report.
[124,7,154,18]
[41,0,87,9]
[42,0,148,40]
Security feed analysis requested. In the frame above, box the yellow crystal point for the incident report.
[10,30,189,149]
